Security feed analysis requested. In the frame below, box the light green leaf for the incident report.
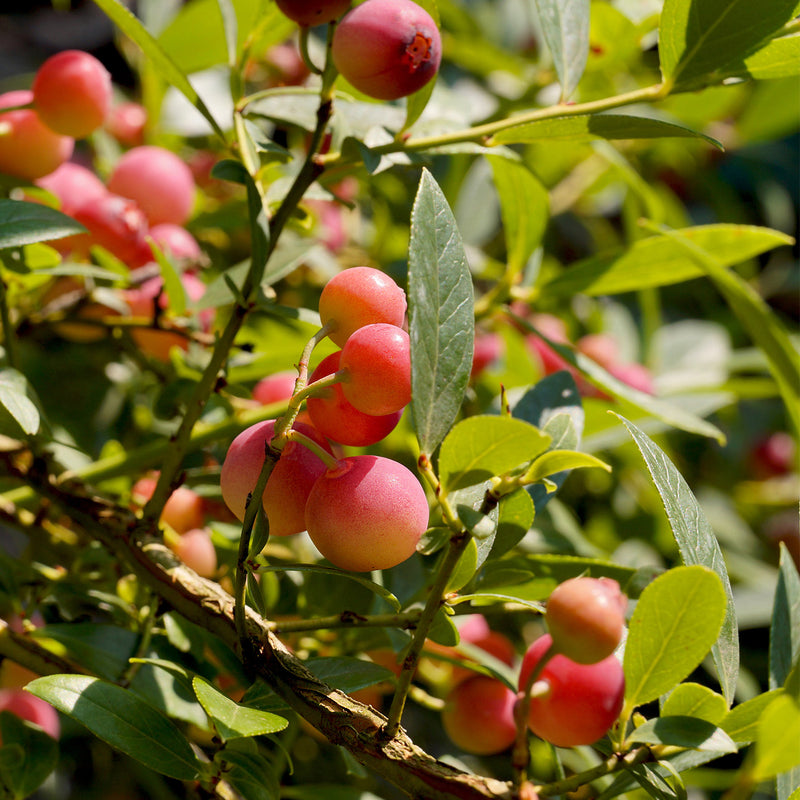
[487,156,549,272]
[720,32,800,81]
[26,675,202,780]
[542,224,794,297]
[489,114,720,149]
[91,0,226,140]
[618,417,739,704]
[216,0,237,68]
[721,689,784,745]
[439,415,550,492]
[659,0,800,88]
[662,683,727,726]
[147,237,187,316]
[0,200,85,250]
[623,565,726,708]
[408,169,475,455]
[627,716,737,753]
[751,693,800,781]
[492,487,536,557]
[0,369,40,436]
[534,0,590,100]
[446,537,480,593]
[0,711,59,798]
[193,677,287,741]
[523,449,611,484]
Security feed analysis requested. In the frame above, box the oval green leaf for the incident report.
[0,200,85,250]
[534,0,590,100]
[662,683,728,725]
[627,716,737,754]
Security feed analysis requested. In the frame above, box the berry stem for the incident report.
[284,428,339,470]
[265,609,424,633]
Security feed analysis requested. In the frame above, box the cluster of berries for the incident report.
[221,267,429,572]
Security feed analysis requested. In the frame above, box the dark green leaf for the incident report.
[718,32,800,81]
[219,747,280,800]
[618,417,739,704]
[0,711,59,798]
[26,675,202,780]
[534,0,590,99]
[303,657,396,695]
[627,716,737,753]
[771,544,800,690]
[408,169,474,454]
[0,200,85,249]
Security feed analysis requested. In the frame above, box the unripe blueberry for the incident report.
[32,50,112,138]
[545,577,627,664]
[171,527,218,578]
[306,351,402,446]
[340,323,411,415]
[0,90,74,181]
[305,455,428,571]
[108,146,196,226]
[36,162,107,217]
[319,266,407,348]
[519,634,624,747]
[220,420,334,536]
[275,0,351,26]
[332,0,442,101]
[441,676,517,755]
[0,689,60,741]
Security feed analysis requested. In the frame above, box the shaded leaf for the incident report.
[303,657,396,695]
[627,716,737,753]
[0,200,85,250]
[0,711,59,798]
[662,683,727,726]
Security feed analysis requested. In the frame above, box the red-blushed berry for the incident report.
[471,331,503,379]
[545,577,627,664]
[131,477,206,534]
[0,90,74,181]
[441,676,517,755]
[141,223,204,267]
[36,162,107,217]
[32,50,112,139]
[0,690,60,742]
[305,455,428,571]
[275,0,351,26]
[518,634,625,747]
[108,146,196,227]
[106,100,147,146]
[332,0,442,101]
[220,420,335,536]
[608,362,655,395]
[751,432,797,479]
[171,527,218,578]
[253,370,298,406]
[319,266,407,348]
[576,333,619,370]
[340,323,411,416]
[306,351,402,447]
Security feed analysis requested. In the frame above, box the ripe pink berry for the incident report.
[306,351,402,446]
[0,90,74,181]
[441,676,517,755]
[319,266,407,348]
[340,323,411,415]
[332,0,442,101]
[107,146,196,226]
[0,689,60,741]
[545,577,627,664]
[471,331,503,379]
[36,162,107,217]
[305,455,428,571]
[106,100,147,146]
[275,0,351,26]
[135,223,203,268]
[171,528,218,578]
[253,370,298,406]
[220,420,334,536]
[131,477,206,534]
[32,50,112,138]
[519,634,624,747]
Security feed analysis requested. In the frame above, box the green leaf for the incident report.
[646,223,800,438]
[542,224,793,297]
[445,536,480,594]
[218,746,280,800]
[661,683,728,726]
[721,689,784,745]
[627,716,737,753]
[193,677,287,741]
[487,156,549,272]
[751,693,800,781]
[534,0,590,100]
[216,0,237,68]
[26,675,202,780]
[147,237,187,316]
[0,200,85,249]
[0,369,40,436]
[719,32,800,81]
[0,711,59,798]
[488,114,720,149]
[623,565,726,708]
[427,607,459,647]
[300,657,396,695]
[91,0,226,141]
[523,449,611,484]
[408,168,475,455]
[659,0,800,89]
[439,415,550,492]
[769,539,800,690]
[618,417,739,704]
[493,488,535,557]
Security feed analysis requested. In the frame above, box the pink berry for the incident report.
[171,528,218,578]
[275,0,351,26]
[332,0,442,101]
[304,455,428,571]
[220,420,334,536]
[0,90,74,181]
[36,162,107,216]
[519,634,624,747]
[0,689,60,741]
[107,146,196,226]
[106,101,147,146]
[319,266,407,348]
[32,50,112,138]
[253,370,298,406]
[545,577,627,664]
[441,676,517,755]
[608,362,655,395]
[340,323,411,416]
[576,333,619,370]
[306,351,402,446]
[132,477,206,534]
[135,223,203,268]
[471,331,503,379]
